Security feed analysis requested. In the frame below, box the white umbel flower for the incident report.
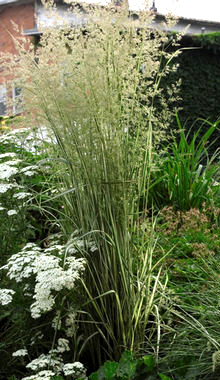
[0,289,15,305]
[63,361,87,377]
[2,240,86,318]
[13,192,32,200]
[57,338,70,353]
[21,370,55,380]
[0,162,20,180]
[12,349,28,357]
[0,183,19,193]
[0,152,16,158]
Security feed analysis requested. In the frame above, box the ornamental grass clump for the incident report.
[2,1,181,364]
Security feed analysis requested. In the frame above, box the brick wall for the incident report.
[0,1,35,114]
[0,2,34,54]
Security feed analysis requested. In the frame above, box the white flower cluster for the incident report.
[0,128,29,146]
[0,131,42,213]
[22,370,56,380]
[0,160,20,180]
[1,240,86,318]
[31,253,85,319]
[56,338,70,353]
[0,183,20,194]
[0,288,15,305]
[0,145,39,196]
[0,152,17,158]
[2,243,41,283]
[13,192,32,200]
[63,361,86,377]
[52,312,62,330]
[0,126,54,154]
[20,165,39,177]
[26,353,63,372]
[12,349,28,357]
[19,340,87,380]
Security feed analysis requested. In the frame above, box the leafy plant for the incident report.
[89,351,171,380]
[151,206,220,380]
[149,116,220,211]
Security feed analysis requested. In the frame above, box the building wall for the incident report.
[0,2,35,115]
[0,2,35,54]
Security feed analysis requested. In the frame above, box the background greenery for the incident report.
[163,33,220,149]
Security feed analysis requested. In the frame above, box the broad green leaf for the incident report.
[116,351,136,378]
[103,361,118,379]
[143,356,156,372]
[89,372,99,380]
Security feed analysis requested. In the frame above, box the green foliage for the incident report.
[169,44,220,138]
[159,35,220,147]
[156,205,220,276]
[89,351,171,380]
[149,117,220,211]
[0,128,55,262]
[50,377,86,380]
[192,32,220,53]
[152,205,220,380]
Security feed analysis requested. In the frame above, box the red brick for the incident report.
[0,2,35,84]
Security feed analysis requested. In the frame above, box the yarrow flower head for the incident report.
[1,239,86,318]
[26,353,62,372]
[57,338,70,353]
[0,288,15,305]
[0,183,20,193]
[0,161,20,180]
[21,370,56,380]
[12,349,28,357]
[63,361,87,378]
[13,192,32,200]
[0,152,17,158]
[20,165,39,176]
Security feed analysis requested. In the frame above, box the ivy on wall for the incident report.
[162,32,220,147]
[177,48,220,124]
[192,32,220,53]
